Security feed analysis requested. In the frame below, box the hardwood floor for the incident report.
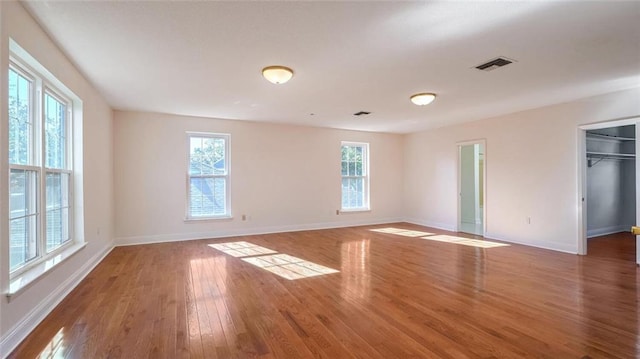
[9,223,639,358]
[588,231,636,262]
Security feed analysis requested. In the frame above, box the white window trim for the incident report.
[9,59,75,276]
[340,141,370,212]
[185,132,232,221]
[8,242,86,300]
[6,42,81,295]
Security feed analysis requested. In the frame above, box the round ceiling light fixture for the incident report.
[410,93,436,106]
[262,66,294,84]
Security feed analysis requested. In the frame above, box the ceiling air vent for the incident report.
[475,57,514,72]
[353,111,371,116]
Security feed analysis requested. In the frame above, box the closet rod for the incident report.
[587,153,636,167]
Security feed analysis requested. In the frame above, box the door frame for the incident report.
[578,117,639,263]
[457,139,487,236]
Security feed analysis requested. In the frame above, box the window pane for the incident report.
[342,177,364,209]
[10,215,38,271]
[356,178,363,207]
[190,177,227,217]
[45,93,67,169]
[189,137,203,175]
[47,207,70,252]
[46,172,70,252]
[190,137,226,176]
[10,169,38,219]
[46,172,70,209]
[341,178,350,208]
[9,169,39,270]
[347,146,353,162]
[211,138,226,175]
[8,68,32,165]
[341,161,348,176]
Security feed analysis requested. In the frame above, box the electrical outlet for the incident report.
[242,214,247,221]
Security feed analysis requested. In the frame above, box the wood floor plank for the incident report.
[8,224,638,358]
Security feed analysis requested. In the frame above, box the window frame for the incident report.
[185,132,231,220]
[340,141,370,212]
[8,58,75,278]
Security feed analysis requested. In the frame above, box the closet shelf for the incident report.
[586,133,635,141]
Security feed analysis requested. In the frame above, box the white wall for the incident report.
[114,111,404,245]
[404,88,640,253]
[0,2,114,356]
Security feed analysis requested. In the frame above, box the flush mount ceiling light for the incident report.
[410,93,436,106]
[262,66,294,84]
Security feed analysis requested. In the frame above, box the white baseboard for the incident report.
[401,220,577,254]
[403,218,457,232]
[115,217,404,246]
[587,225,631,238]
[0,242,114,358]
[483,232,577,254]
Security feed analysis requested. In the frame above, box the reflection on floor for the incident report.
[37,328,65,358]
[371,227,509,249]
[209,242,339,280]
[588,231,636,262]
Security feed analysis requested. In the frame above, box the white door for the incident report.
[458,142,485,236]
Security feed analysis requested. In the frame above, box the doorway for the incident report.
[458,141,485,236]
[579,118,639,264]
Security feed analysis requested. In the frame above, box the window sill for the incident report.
[185,215,233,223]
[339,208,371,214]
[6,242,86,302]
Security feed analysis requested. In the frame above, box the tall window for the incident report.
[9,61,73,274]
[187,133,230,219]
[341,142,369,211]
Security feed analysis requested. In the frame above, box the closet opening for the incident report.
[582,123,637,262]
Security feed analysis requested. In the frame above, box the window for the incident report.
[187,133,230,219]
[341,142,369,211]
[9,61,73,274]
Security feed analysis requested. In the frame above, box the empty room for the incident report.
[1,1,639,358]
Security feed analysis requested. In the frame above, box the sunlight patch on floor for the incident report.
[38,327,65,359]
[370,227,435,237]
[243,254,339,280]
[209,242,339,280]
[420,235,509,248]
[208,241,277,257]
[371,227,509,249]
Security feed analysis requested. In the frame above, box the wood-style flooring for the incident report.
[588,231,636,262]
[9,224,639,358]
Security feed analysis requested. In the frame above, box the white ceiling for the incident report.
[22,1,640,134]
